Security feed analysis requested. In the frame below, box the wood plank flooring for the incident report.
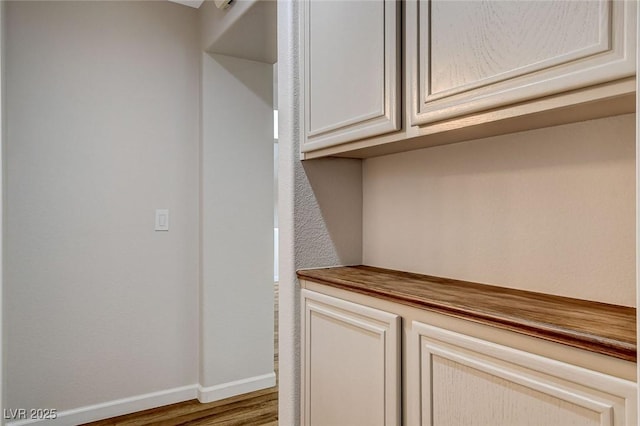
[84,284,279,426]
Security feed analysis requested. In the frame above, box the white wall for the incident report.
[364,114,636,306]
[5,0,200,416]
[200,0,253,51]
[200,0,276,64]
[0,0,5,419]
[200,53,275,400]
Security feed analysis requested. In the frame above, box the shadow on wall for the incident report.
[299,157,363,268]
[207,52,273,106]
[377,114,636,179]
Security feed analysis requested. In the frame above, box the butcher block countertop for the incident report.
[297,265,636,362]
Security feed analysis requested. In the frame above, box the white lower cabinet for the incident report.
[301,289,401,426]
[408,321,637,426]
[300,284,637,426]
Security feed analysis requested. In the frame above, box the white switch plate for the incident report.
[155,209,169,231]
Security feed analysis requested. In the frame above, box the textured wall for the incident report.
[277,1,363,423]
[364,114,635,306]
[5,0,200,411]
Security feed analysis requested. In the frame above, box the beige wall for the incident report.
[363,114,635,306]
[5,0,200,412]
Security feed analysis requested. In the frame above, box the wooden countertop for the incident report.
[297,265,636,362]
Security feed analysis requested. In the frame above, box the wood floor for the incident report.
[84,284,279,426]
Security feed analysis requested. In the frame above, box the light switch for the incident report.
[155,209,169,231]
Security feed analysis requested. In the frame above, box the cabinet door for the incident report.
[301,0,400,153]
[301,289,400,426]
[409,0,637,125]
[408,321,637,426]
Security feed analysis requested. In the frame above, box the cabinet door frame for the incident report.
[301,0,401,153]
[301,289,401,426]
[408,0,638,126]
[409,321,637,426]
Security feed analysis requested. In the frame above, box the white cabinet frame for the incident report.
[409,321,637,426]
[301,0,401,152]
[301,289,401,426]
[409,0,637,126]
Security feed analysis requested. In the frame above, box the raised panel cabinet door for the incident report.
[301,0,400,153]
[408,321,637,426]
[301,289,401,426]
[409,0,637,125]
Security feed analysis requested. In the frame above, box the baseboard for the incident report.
[4,373,277,425]
[197,372,276,403]
[5,385,198,426]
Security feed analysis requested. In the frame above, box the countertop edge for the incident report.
[297,267,637,363]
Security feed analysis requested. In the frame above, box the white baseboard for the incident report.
[5,385,198,426]
[197,372,276,403]
[4,373,277,426]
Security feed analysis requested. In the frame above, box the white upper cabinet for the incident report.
[409,0,637,125]
[301,0,401,153]
[299,0,636,159]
